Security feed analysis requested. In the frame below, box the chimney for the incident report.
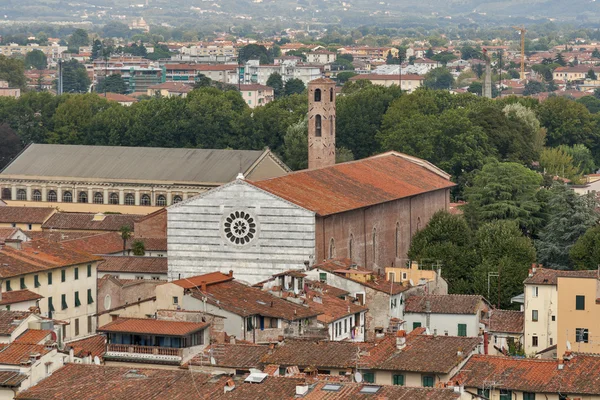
[396,330,407,350]
[229,335,236,345]
[228,270,234,278]
[296,385,309,396]
[224,378,236,393]
[5,239,22,250]
[425,299,431,313]
[200,281,207,291]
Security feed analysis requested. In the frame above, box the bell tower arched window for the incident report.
[314,88,321,102]
[330,87,334,101]
[315,115,322,137]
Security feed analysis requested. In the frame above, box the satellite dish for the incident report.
[566,340,572,351]
[210,357,216,365]
[354,372,363,383]
[94,356,100,365]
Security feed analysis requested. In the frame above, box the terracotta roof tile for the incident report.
[404,294,486,315]
[376,334,480,373]
[171,271,233,289]
[0,207,55,224]
[66,334,106,359]
[98,318,209,336]
[27,231,98,242]
[209,376,304,400]
[98,256,167,274]
[0,289,43,306]
[251,152,454,216]
[190,343,270,368]
[42,212,142,231]
[0,370,27,387]
[100,93,139,103]
[0,343,50,365]
[303,289,367,324]
[0,228,21,241]
[0,240,102,279]
[14,329,53,344]
[483,310,523,334]
[305,280,349,298]
[147,82,193,92]
[0,311,31,335]
[61,232,166,255]
[524,267,598,285]
[303,381,460,400]
[192,279,320,321]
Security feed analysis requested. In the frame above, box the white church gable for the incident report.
[167,179,316,284]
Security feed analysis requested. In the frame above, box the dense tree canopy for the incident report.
[24,50,47,70]
[0,56,27,89]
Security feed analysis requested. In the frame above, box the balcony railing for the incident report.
[107,343,183,357]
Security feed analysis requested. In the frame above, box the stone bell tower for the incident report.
[307,78,336,170]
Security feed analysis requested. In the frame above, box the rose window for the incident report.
[223,211,257,245]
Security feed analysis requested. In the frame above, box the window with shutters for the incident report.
[61,270,66,282]
[532,310,538,321]
[74,267,79,280]
[576,328,589,343]
[413,322,421,330]
[393,375,404,386]
[5,281,10,292]
[74,292,81,307]
[87,264,92,277]
[34,275,40,288]
[523,393,536,400]
[422,376,434,387]
[88,289,94,304]
[362,372,375,383]
[457,324,467,337]
[61,294,67,310]
[20,277,26,289]
[576,295,585,310]
[47,272,52,285]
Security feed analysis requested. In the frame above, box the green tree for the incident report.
[408,211,476,294]
[337,85,402,159]
[472,220,536,308]
[425,48,434,58]
[460,45,480,60]
[0,124,23,170]
[539,147,582,182]
[0,55,26,89]
[570,225,600,270]
[536,184,599,269]
[593,48,600,58]
[68,28,89,51]
[24,50,47,70]
[50,93,114,144]
[266,72,284,98]
[284,78,305,96]
[577,96,600,114]
[238,44,272,64]
[554,53,566,66]
[424,68,454,90]
[559,144,596,174]
[119,225,132,256]
[132,240,145,256]
[467,82,483,95]
[282,117,308,170]
[463,160,543,233]
[336,71,357,84]
[587,69,598,80]
[59,60,91,93]
[91,39,103,61]
[523,80,546,96]
[96,74,128,94]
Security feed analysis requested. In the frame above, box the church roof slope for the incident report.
[251,152,454,216]
[0,144,280,185]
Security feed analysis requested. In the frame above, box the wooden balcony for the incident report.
[107,343,183,357]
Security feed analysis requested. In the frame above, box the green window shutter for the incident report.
[47,272,52,285]
[458,324,467,337]
[20,277,26,289]
[87,264,92,278]
[48,297,54,312]
[393,374,404,386]
[5,281,11,292]
[576,295,585,310]
[413,322,422,330]
[363,372,375,383]
[87,289,94,304]
[34,275,40,288]
[61,270,66,282]
[74,268,79,280]
[319,273,327,283]
[61,294,68,310]
[423,375,434,387]
[523,393,536,400]
[74,292,81,307]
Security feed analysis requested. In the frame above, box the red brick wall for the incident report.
[315,188,450,270]
[135,209,167,237]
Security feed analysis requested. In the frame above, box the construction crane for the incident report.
[512,26,526,80]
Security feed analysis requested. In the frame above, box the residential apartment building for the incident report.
[338,46,399,62]
[403,295,490,337]
[174,43,236,62]
[146,82,193,98]
[306,51,336,64]
[556,270,600,358]
[348,74,425,93]
[0,43,67,64]
[241,60,322,86]
[553,65,600,82]
[163,63,238,85]
[0,207,56,231]
[0,240,102,340]
[238,84,274,108]
[483,309,524,356]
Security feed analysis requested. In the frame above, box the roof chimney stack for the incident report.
[201,281,207,291]
[396,330,407,350]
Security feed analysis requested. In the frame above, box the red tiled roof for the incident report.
[404,294,486,315]
[377,334,479,373]
[171,271,233,289]
[305,280,349,298]
[26,231,98,242]
[100,93,139,103]
[251,152,454,216]
[66,334,106,359]
[0,343,50,365]
[483,310,523,334]
[304,289,367,324]
[0,207,55,224]
[61,232,166,255]
[304,381,460,400]
[14,329,53,344]
[0,311,31,335]
[0,289,43,306]
[0,370,27,387]
[524,267,598,285]
[98,256,167,274]
[189,343,270,368]
[193,279,320,321]
[147,82,193,92]
[41,212,142,231]
[0,240,102,279]
[0,228,21,241]
[164,63,236,71]
[98,318,209,336]
[239,84,274,91]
